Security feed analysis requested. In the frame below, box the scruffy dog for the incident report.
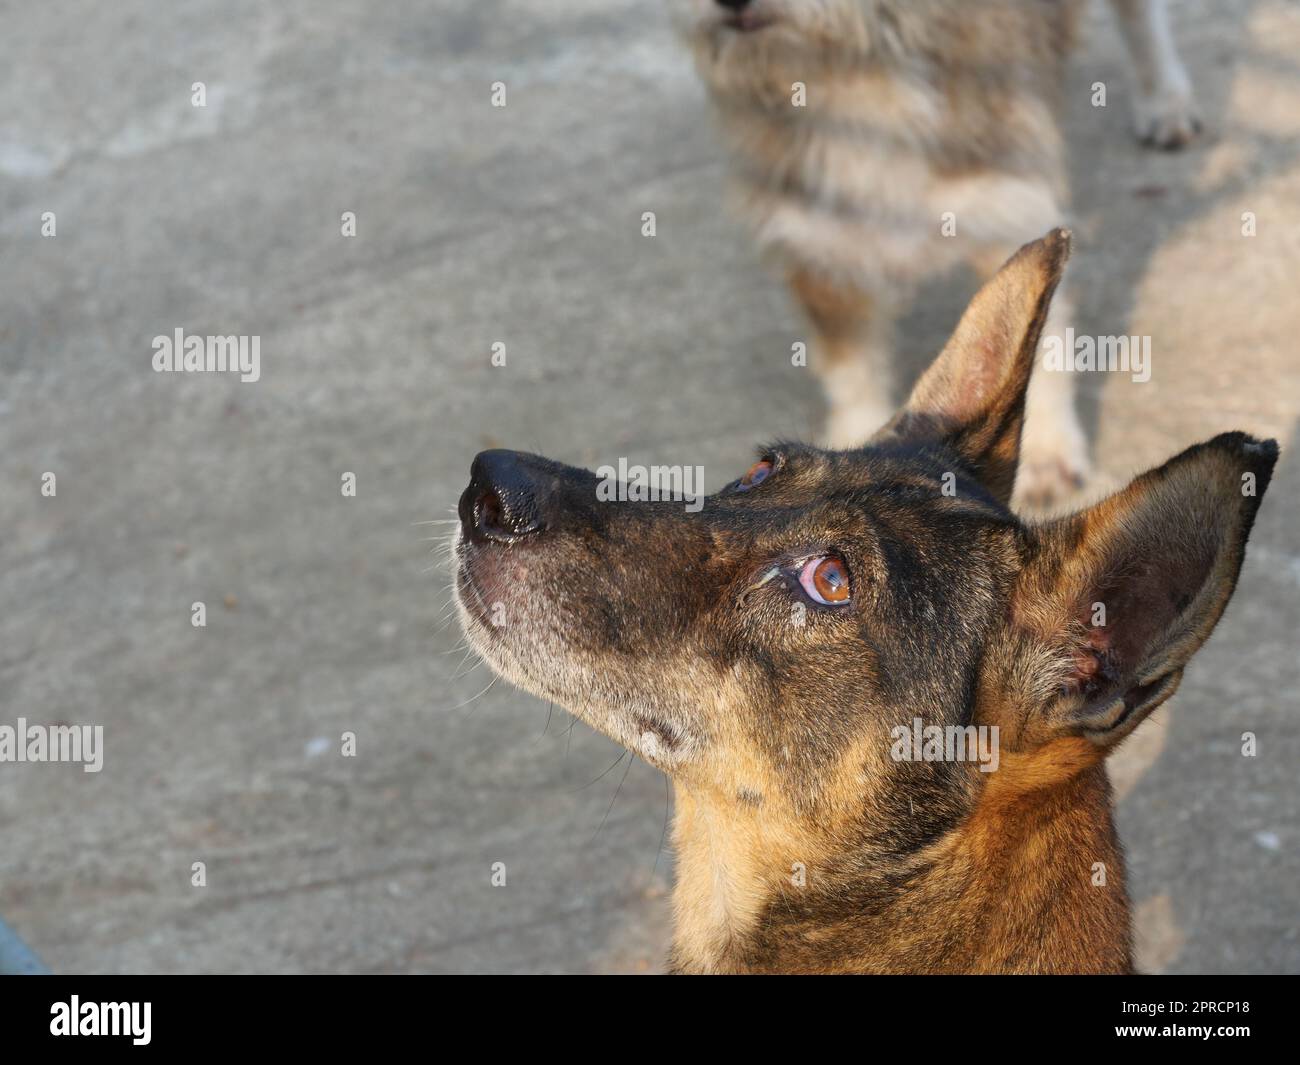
[673,0,1199,507]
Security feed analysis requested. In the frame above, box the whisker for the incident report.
[563,714,582,758]
[462,673,501,716]
[653,770,672,879]
[590,751,636,843]
[569,748,630,793]
[445,673,498,713]
[451,653,484,680]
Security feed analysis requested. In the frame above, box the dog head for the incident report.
[454,230,1276,852]
[671,0,883,107]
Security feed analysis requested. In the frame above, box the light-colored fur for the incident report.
[675,0,1198,507]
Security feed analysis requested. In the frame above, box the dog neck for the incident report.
[667,753,1133,974]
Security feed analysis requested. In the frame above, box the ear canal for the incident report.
[1013,431,1278,747]
[875,227,1071,505]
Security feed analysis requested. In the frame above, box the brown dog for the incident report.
[454,231,1275,973]
[674,0,1200,508]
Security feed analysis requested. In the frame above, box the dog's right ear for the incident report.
[874,228,1070,505]
[994,432,1277,752]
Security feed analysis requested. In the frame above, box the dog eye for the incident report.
[739,459,773,490]
[799,556,851,605]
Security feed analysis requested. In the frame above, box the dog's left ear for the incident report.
[876,228,1070,505]
[999,432,1277,750]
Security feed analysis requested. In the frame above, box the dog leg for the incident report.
[1107,0,1200,149]
[788,268,895,449]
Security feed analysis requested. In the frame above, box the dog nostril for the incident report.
[716,0,752,8]
[476,489,503,534]
[473,486,543,542]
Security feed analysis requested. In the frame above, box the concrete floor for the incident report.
[0,0,1296,973]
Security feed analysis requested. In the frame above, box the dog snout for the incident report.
[459,449,551,544]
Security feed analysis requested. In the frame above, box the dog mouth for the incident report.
[454,536,559,712]
[449,449,726,770]
[453,544,495,630]
[720,12,776,33]
[454,536,529,660]
[453,531,701,770]
[453,533,591,698]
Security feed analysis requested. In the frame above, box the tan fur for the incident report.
[670,734,1130,974]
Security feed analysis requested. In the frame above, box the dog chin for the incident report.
[703,14,784,50]
[692,20,822,99]
[453,551,694,770]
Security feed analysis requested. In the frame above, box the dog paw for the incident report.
[1133,85,1201,150]
[1014,444,1090,514]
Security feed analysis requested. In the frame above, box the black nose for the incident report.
[459,450,549,544]
[715,0,752,9]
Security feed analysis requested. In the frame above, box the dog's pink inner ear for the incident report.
[1028,432,1277,743]
[876,228,1070,504]
[1060,545,1211,707]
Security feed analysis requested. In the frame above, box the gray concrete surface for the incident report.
[0,0,1296,974]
